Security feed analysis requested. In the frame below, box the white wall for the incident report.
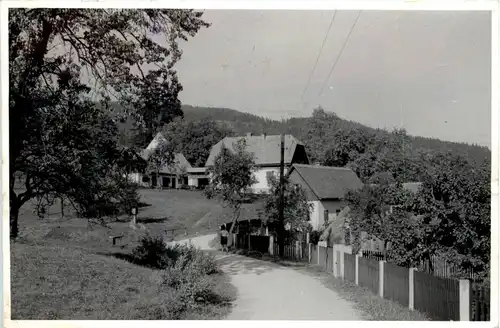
[251,167,289,193]
[128,173,142,184]
[308,200,324,230]
[146,133,167,150]
[188,177,198,187]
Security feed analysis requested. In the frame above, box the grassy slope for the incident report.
[136,189,264,238]
[10,189,241,320]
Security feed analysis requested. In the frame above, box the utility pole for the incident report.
[278,134,285,258]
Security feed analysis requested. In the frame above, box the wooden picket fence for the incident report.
[413,271,460,321]
[311,244,490,321]
[383,262,410,307]
[358,256,380,295]
[470,283,490,321]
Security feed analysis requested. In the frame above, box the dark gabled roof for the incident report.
[289,164,363,200]
[205,134,305,167]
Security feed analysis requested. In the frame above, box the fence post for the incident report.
[332,246,338,277]
[248,234,251,251]
[459,279,470,321]
[233,233,238,249]
[340,250,345,279]
[355,253,360,285]
[317,245,321,265]
[308,243,312,262]
[296,240,301,259]
[269,235,274,256]
[409,268,416,310]
[379,261,385,298]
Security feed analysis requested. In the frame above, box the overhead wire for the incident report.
[296,10,338,112]
[317,10,362,97]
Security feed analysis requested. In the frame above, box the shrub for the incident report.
[162,253,216,309]
[309,230,321,245]
[131,235,187,269]
[131,237,219,274]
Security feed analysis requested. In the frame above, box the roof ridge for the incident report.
[293,164,353,171]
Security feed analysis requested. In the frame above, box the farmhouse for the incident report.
[287,164,363,230]
[128,132,193,189]
[205,133,309,193]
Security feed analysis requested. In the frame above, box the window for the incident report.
[266,170,275,181]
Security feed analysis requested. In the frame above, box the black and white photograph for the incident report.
[1,0,497,323]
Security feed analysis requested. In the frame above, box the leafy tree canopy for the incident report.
[9,9,209,238]
[263,175,313,238]
[161,117,234,167]
[205,139,257,235]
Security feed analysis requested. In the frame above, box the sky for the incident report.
[173,10,492,147]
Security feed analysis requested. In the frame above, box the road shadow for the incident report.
[204,250,278,276]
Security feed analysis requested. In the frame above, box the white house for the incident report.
[287,164,364,230]
[187,167,210,189]
[204,133,310,194]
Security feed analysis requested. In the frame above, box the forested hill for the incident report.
[181,105,490,164]
[115,103,490,169]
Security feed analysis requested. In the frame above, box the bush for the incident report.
[131,237,219,274]
[131,237,223,314]
[131,235,189,270]
[309,230,321,245]
[162,253,216,309]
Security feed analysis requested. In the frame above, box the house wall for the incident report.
[249,167,290,194]
[188,177,199,187]
[308,200,349,231]
[146,133,167,150]
[322,200,347,220]
[308,200,323,230]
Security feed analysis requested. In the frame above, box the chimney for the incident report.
[246,132,253,137]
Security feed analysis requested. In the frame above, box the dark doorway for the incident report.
[162,177,169,188]
[198,178,209,188]
[172,177,176,189]
[151,174,157,188]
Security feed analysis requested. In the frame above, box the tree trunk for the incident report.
[10,191,21,239]
[227,206,241,247]
[60,197,65,219]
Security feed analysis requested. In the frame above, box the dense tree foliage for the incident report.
[175,106,490,172]
[263,175,313,237]
[161,117,234,167]
[205,139,257,236]
[9,9,208,238]
[346,151,490,280]
[144,140,175,190]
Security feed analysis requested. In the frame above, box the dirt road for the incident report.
[170,234,362,320]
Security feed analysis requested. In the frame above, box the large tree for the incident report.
[204,139,257,237]
[9,9,209,238]
[409,151,491,279]
[161,117,234,167]
[264,175,313,240]
[144,140,175,190]
[346,150,491,279]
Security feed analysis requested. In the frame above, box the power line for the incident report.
[297,10,338,111]
[318,10,362,97]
